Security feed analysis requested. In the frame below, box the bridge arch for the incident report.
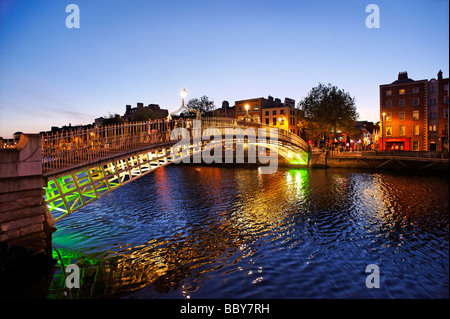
[42,118,310,221]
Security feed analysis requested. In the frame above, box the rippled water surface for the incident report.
[49,166,449,299]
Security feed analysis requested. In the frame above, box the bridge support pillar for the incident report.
[0,134,56,271]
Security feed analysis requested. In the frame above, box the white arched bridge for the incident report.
[42,118,310,222]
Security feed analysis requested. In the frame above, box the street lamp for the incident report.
[382,112,386,151]
[180,89,187,106]
[243,104,253,122]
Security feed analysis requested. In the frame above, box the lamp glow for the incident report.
[180,89,188,100]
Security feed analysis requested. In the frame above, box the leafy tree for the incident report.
[298,83,358,149]
[184,95,215,116]
[102,113,123,125]
[129,107,156,122]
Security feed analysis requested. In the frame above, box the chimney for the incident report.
[438,70,443,80]
[222,101,229,109]
[398,71,408,81]
[137,102,144,108]
[126,105,131,113]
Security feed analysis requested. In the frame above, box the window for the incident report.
[413,125,420,136]
[386,100,392,108]
[272,118,277,125]
[413,87,419,93]
[433,125,437,132]
[265,118,269,125]
[399,125,405,136]
[254,104,259,111]
[386,90,392,96]
[429,125,433,132]
[280,109,284,114]
[445,96,449,104]
[413,141,419,151]
[265,110,269,116]
[413,98,419,106]
[386,112,392,121]
[444,109,449,119]
[399,112,405,121]
[399,99,405,107]
[238,106,243,113]
[399,89,405,95]
[272,110,277,115]
[413,111,419,120]
[386,126,392,136]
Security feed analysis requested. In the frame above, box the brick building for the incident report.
[235,96,303,136]
[379,71,449,151]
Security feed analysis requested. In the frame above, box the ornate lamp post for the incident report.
[243,104,253,122]
[168,89,201,120]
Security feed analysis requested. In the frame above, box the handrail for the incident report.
[41,118,310,174]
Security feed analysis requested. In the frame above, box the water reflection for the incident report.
[49,166,449,299]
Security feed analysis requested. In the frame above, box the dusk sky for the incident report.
[0,0,448,138]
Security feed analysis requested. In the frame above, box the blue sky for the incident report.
[0,0,448,138]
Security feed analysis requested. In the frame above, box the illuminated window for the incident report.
[386,112,392,121]
[386,90,392,96]
[433,125,437,132]
[399,89,405,95]
[399,99,405,107]
[413,141,419,151]
[399,112,405,121]
[413,125,420,135]
[413,111,419,120]
[386,126,392,136]
[399,125,405,136]
[254,104,259,111]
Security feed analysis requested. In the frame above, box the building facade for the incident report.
[235,96,303,136]
[379,71,450,151]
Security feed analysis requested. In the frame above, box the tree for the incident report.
[129,107,156,122]
[103,113,123,125]
[184,95,215,117]
[298,83,358,149]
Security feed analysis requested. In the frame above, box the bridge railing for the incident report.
[41,117,310,174]
[42,120,176,174]
[201,117,310,151]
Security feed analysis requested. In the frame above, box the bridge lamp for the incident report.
[180,89,188,107]
[180,88,188,100]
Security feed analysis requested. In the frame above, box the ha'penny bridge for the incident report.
[41,118,310,222]
[0,118,310,260]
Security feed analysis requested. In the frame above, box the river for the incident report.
[48,165,449,299]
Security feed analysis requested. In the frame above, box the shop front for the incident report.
[384,137,410,151]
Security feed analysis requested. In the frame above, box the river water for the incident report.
[48,165,449,299]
